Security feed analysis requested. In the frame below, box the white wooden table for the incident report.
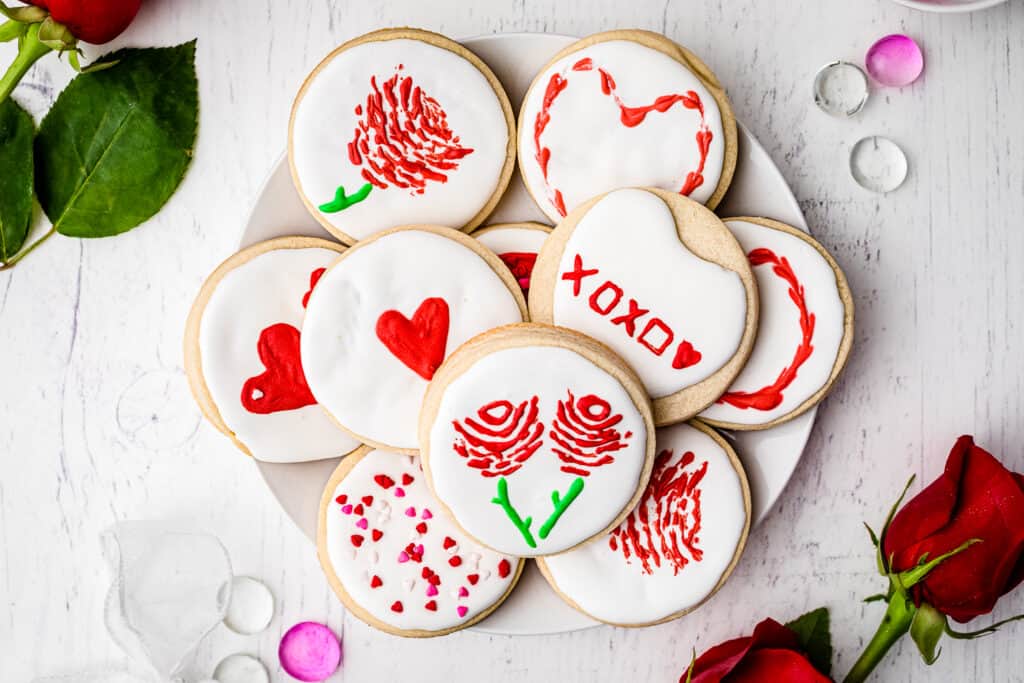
[2,1,1023,681]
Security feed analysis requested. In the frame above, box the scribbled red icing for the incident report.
[241,323,317,414]
[549,391,632,477]
[498,252,538,294]
[717,248,815,411]
[608,449,706,574]
[533,59,713,216]
[453,397,544,478]
[376,297,450,380]
[348,67,473,195]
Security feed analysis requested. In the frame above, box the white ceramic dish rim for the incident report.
[891,0,1008,12]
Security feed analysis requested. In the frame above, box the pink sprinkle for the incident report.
[421,509,433,520]
[356,518,368,529]
[397,551,410,563]
[426,583,438,597]
[404,506,416,517]
[457,606,468,618]
[458,586,469,598]
[341,504,353,514]
[415,544,424,556]
[394,487,406,498]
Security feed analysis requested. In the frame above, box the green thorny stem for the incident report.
[491,477,536,548]
[538,477,584,539]
[0,22,52,104]
[844,591,916,683]
[491,476,587,548]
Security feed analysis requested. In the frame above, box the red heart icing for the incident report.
[241,323,317,414]
[498,252,538,294]
[671,340,703,370]
[375,297,450,380]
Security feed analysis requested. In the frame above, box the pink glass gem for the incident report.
[279,621,341,682]
[866,34,924,87]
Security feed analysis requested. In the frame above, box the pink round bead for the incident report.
[279,621,342,682]
[866,34,924,87]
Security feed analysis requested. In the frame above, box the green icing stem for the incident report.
[538,477,585,540]
[318,182,372,213]
[490,477,536,548]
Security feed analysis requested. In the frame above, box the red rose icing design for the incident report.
[241,323,317,414]
[452,397,545,478]
[497,252,538,294]
[375,297,450,380]
[550,390,633,476]
[609,449,706,575]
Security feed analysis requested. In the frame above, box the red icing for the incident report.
[453,397,544,478]
[370,575,382,588]
[240,323,317,414]
[376,297,450,380]
[672,340,702,370]
[561,253,599,296]
[610,298,649,337]
[533,62,713,217]
[301,267,326,308]
[347,67,473,195]
[717,248,815,411]
[374,474,395,489]
[608,449,706,574]
[498,251,539,294]
[549,391,631,477]
[497,559,511,579]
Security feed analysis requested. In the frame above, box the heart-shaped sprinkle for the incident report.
[391,601,403,613]
[421,509,433,520]
[422,567,433,579]
[458,586,469,598]
[416,522,428,534]
[442,536,456,550]
[335,494,348,505]
[353,504,364,516]
[402,578,415,592]
[394,487,406,498]
[416,544,424,556]
[341,504,353,515]
[425,600,438,611]
[397,551,410,563]
[457,606,468,618]
[428,574,441,586]
[351,534,364,547]
[448,556,462,567]
[426,583,439,597]
[402,473,414,485]
[370,575,382,588]
[467,574,479,585]
[356,518,368,530]
[362,495,374,506]
[498,559,511,578]
[404,506,416,517]
[374,474,395,489]
[371,529,383,542]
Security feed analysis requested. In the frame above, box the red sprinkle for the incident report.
[416,522,428,534]
[428,574,441,586]
[371,529,383,542]
[374,474,395,489]
[498,559,511,578]
[442,536,457,550]
[424,600,437,611]
[353,504,364,516]
[421,567,433,579]
[370,575,382,588]
[391,601,403,613]
[467,574,479,585]
[351,534,364,548]
[362,495,374,506]
[448,556,462,567]
[401,473,414,485]
[335,494,348,504]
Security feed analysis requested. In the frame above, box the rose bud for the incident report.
[26,0,142,45]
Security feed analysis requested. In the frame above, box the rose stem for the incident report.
[843,592,914,683]
[0,23,53,104]
[538,477,585,540]
[490,477,536,548]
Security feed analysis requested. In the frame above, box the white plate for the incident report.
[243,32,815,635]
[891,0,1007,12]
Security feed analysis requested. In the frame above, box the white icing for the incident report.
[550,189,747,398]
[291,38,509,240]
[198,247,360,463]
[324,449,518,631]
[427,345,648,557]
[519,39,727,221]
[301,229,523,450]
[541,422,746,624]
[700,220,847,425]
[474,226,550,256]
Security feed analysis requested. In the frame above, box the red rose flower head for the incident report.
[28,0,143,45]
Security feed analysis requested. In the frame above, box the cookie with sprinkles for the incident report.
[700,217,855,430]
[184,237,361,463]
[529,187,758,426]
[517,29,737,222]
[318,447,523,636]
[419,323,656,557]
[471,222,552,298]
[538,421,750,626]
[289,28,516,244]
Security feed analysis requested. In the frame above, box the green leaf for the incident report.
[785,607,832,675]
[34,41,198,238]
[910,602,946,664]
[0,97,34,261]
[876,475,916,574]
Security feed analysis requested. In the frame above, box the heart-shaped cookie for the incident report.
[529,188,758,426]
[518,31,737,222]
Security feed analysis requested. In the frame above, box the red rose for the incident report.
[27,0,142,45]
[881,435,1024,622]
[685,618,831,683]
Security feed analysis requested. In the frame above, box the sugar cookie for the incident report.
[529,187,758,426]
[289,28,516,243]
[301,226,526,452]
[538,421,750,626]
[517,29,737,222]
[701,218,855,429]
[419,323,655,557]
[318,447,523,636]
[184,237,361,463]
[471,222,552,297]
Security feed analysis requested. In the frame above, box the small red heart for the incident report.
[448,556,462,567]
[353,504,364,516]
[416,522,428,534]
[374,474,395,489]
[361,495,374,506]
[671,340,702,370]
[421,567,433,579]
[391,601,403,613]
[424,600,437,612]
[351,534,364,548]
[370,575,382,588]
[335,494,347,505]
[241,323,316,414]
[371,529,383,542]
[442,536,456,550]
[428,574,441,586]
[467,574,479,585]
[401,473,414,485]
[497,559,511,579]
[375,297,450,380]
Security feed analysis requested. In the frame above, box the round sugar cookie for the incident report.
[472,222,552,297]
[318,447,523,637]
[538,421,750,626]
[301,226,526,453]
[700,218,855,429]
[419,323,656,558]
[184,237,361,463]
[289,28,516,244]
[517,29,737,222]
[529,187,758,426]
